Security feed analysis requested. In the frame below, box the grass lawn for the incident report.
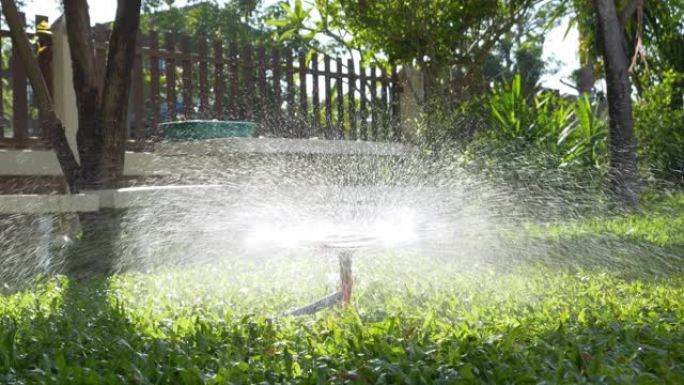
[1,194,683,384]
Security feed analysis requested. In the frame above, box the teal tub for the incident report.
[160,120,257,140]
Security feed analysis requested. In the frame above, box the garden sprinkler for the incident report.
[288,235,375,316]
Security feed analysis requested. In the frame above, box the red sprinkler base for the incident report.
[339,251,353,305]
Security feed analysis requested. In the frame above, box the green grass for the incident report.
[1,194,684,384]
[540,194,684,247]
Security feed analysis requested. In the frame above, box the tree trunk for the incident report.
[577,56,595,95]
[63,0,104,189]
[3,0,141,277]
[595,0,640,210]
[62,0,142,276]
[99,0,142,187]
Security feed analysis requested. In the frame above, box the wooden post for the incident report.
[298,51,308,137]
[213,39,225,120]
[132,33,145,143]
[256,45,267,131]
[311,53,320,137]
[181,35,193,119]
[336,58,344,139]
[347,59,356,140]
[165,33,176,121]
[229,42,238,119]
[149,32,161,137]
[198,37,209,117]
[272,47,281,136]
[370,66,377,140]
[285,48,295,136]
[324,55,332,138]
[359,63,367,141]
[242,44,253,121]
[390,66,400,141]
[381,67,389,141]
[11,12,28,147]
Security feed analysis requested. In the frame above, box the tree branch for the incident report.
[0,0,80,192]
[63,0,99,96]
[63,0,104,181]
[98,0,142,182]
[619,0,640,26]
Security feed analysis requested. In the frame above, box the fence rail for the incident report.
[0,15,402,151]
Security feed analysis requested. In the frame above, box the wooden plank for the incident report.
[324,55,332,138]
[390,66,400,140]
[11,12,27,146]
[198,37,209,117]
[336,58,344,139]
[257,45,267,130]
[181,35,193,119]
[165,33,177,121]
[285,48,295,130]
[213,39,225,120]
[311,53,319,137]
[380,67,389,141]
[132,33,145,141]
[347,59,356,140]
[370,66,377,140]
[229,42,238,119]
[149,32,161,138]
[271,47,282,135]
[359,63,367,140]
[242,44,253,121]
[0,138,52,150]
[298,51,308,137]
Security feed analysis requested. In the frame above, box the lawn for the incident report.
[1,195,684,384]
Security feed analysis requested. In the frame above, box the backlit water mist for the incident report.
[117,148,517,271]
[1,140,681,294]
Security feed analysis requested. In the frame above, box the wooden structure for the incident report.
[0,15,403,151]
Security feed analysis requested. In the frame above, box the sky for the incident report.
[23,0,579,95]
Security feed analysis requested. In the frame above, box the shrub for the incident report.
[634,70,684,182]
[486,74,607,170]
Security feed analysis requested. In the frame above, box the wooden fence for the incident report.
[0,16,403,151]
[0,14,51,149]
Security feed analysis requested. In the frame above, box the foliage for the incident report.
[269,0,545,102]
[484,74,607,170]
[634,70,684,181]
[483,38,546,94]
[2,195,684,384]
[554,0,684,96]
[140,0,286,47]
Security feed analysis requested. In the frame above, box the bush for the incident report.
[634,70,684,182]
[485,74,607,170]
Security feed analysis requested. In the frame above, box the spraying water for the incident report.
[1,138,681,300]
